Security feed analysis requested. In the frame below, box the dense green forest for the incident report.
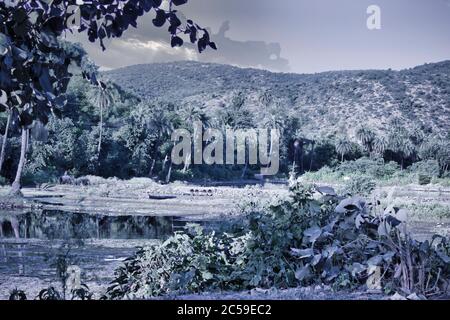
[1,55,450,186]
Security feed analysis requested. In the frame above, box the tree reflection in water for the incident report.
[0,210,174,240]
[0,210,176,279]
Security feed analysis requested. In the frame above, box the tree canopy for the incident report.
[0,0,215,194]
[0,0,214,127]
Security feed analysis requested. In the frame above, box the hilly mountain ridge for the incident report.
[104,60,450,138]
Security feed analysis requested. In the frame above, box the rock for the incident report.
[407,293,426,300]
[390,292,407,300]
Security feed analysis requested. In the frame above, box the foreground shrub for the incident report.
[104,225,249,299]
[106,184,450,299]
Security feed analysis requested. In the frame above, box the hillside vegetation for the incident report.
[105,61,450,136]
[1,60,450,184]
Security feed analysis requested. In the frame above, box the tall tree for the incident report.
[0,90,14,173]
[389,133,415,170]
[373,135,388,159]
[0,0,214,195]
[11,128,28,195]
[92,83,113,154]
[335,137,352,162]
[398,140,415,170]
[356,127,375,155]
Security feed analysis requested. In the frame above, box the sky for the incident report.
[67,0,450,74]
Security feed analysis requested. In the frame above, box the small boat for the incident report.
[147,194,177,200]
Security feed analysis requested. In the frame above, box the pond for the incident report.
[0,210,197,298]
[0,210,174,240]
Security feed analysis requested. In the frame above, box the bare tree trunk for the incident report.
[309,142,315,171]
[98,103,103,154]
[165,161,172,184]
[241,158,248,179]
[149,158,156,176]
[10,129,28,196]
[162,154,168,173]
[299,141,304,173]
[26,128,30,153]
[293,146,299,173]
[0,111,11,173]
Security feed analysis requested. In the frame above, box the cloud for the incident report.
[197,21,290,72]
[66,16,290,72]
[67,36,199,71]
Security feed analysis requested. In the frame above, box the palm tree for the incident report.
[389,133,414,170]
[146,102,181,177]
[398,140,415,170]
[356,127,375,154]
[93,82,113,154]
[373,135,388,158]
[293,130,305,172]
[262,106,285,163]
[180,104,210,129]
[219,92,253,129]
[335,137,352,162]
[434,139,450,174]
[440,145,450,174]
[409,124,425,146]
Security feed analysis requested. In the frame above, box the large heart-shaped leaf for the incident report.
[304,226,322,243]
[294,264,311,281]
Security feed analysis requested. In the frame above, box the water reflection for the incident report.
[0,210,177,280]
[0,210,174,240]
[0,215,19,238]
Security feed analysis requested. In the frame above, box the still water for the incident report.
[0,210,182,292]
[0,210,174,240]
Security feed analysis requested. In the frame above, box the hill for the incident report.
[104,61,450,137]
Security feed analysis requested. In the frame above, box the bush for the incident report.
[410,160,441,178]
[104,224,249,299]
[342,175,377,196]
[403,203,450,220]
[171,169,194,181]
[338,158,399,179]
[0,176,8,186]
[418,174,432,185]
[302,159,402,185]
[22,170,58,186]
[106,183,450,299]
